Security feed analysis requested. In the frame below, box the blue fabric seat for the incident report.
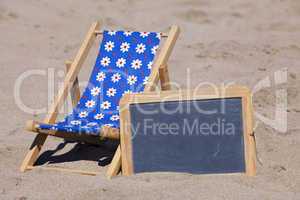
[38,30,161,136]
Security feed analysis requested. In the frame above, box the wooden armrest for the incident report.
[25,120,42,132]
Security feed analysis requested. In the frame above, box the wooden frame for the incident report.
[119,85,257,176]
[21,21,180,177]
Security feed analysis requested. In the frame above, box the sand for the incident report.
[0,0,299,199]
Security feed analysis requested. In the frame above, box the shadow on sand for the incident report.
[35,139,119,167]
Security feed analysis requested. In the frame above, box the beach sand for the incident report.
[0,0,299,199]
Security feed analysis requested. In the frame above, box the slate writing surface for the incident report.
[129,97,245,174]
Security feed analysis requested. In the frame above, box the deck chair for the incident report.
[21,21,180,177]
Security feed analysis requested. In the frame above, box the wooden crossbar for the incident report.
[26,166,100,176]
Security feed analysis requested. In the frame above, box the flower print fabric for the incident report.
[38,30,161,136]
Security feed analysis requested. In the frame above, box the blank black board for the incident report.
[129,97,246,174]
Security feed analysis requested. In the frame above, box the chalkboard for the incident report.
[120,87,256,176]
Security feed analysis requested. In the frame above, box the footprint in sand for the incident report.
[0,7,19,21]
[176,9,211,24]
[33,24,41,29]
[7,11,18,19]
[289,72,297,80]
[231,12,243,18]
[271,164,287,173]
[269,22,300,32]
[203,65,213,70]
[258,67,267,72]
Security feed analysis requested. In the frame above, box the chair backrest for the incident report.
[64,30,161,129]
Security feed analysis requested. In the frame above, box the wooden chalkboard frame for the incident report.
[119,85,256,176]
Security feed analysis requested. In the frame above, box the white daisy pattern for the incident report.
[51,126,58,131]
[140,32,150,38]
[107,88,116,97]
[94,113,104,120]
[96,72,106,82]
[131,59,142,69]
[110,115,119,121]
[127,75,137,85]
[116,58,126,68]
[124,31,132,36]
[91,87,101,96]
[101,56,110,66]
[156,32,162,40]
[108,31,116,35]
[120,42,130,53]
[123,90,132,96]
[151,45,159,55]
[101,101,111,110]
[86,122,98,127]
[70,120,81,125]
[143,76,149,85]
[79,111,88,118]
[104,41,114,52]
[111,73,121,83]
[136,43,146,54]
[37,30,161,135]
[147,61,153,69]
[85,100,95,108]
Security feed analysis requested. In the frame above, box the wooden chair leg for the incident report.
[159,64,171,90]
[20,134,47,172]
[106,146,121,178]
